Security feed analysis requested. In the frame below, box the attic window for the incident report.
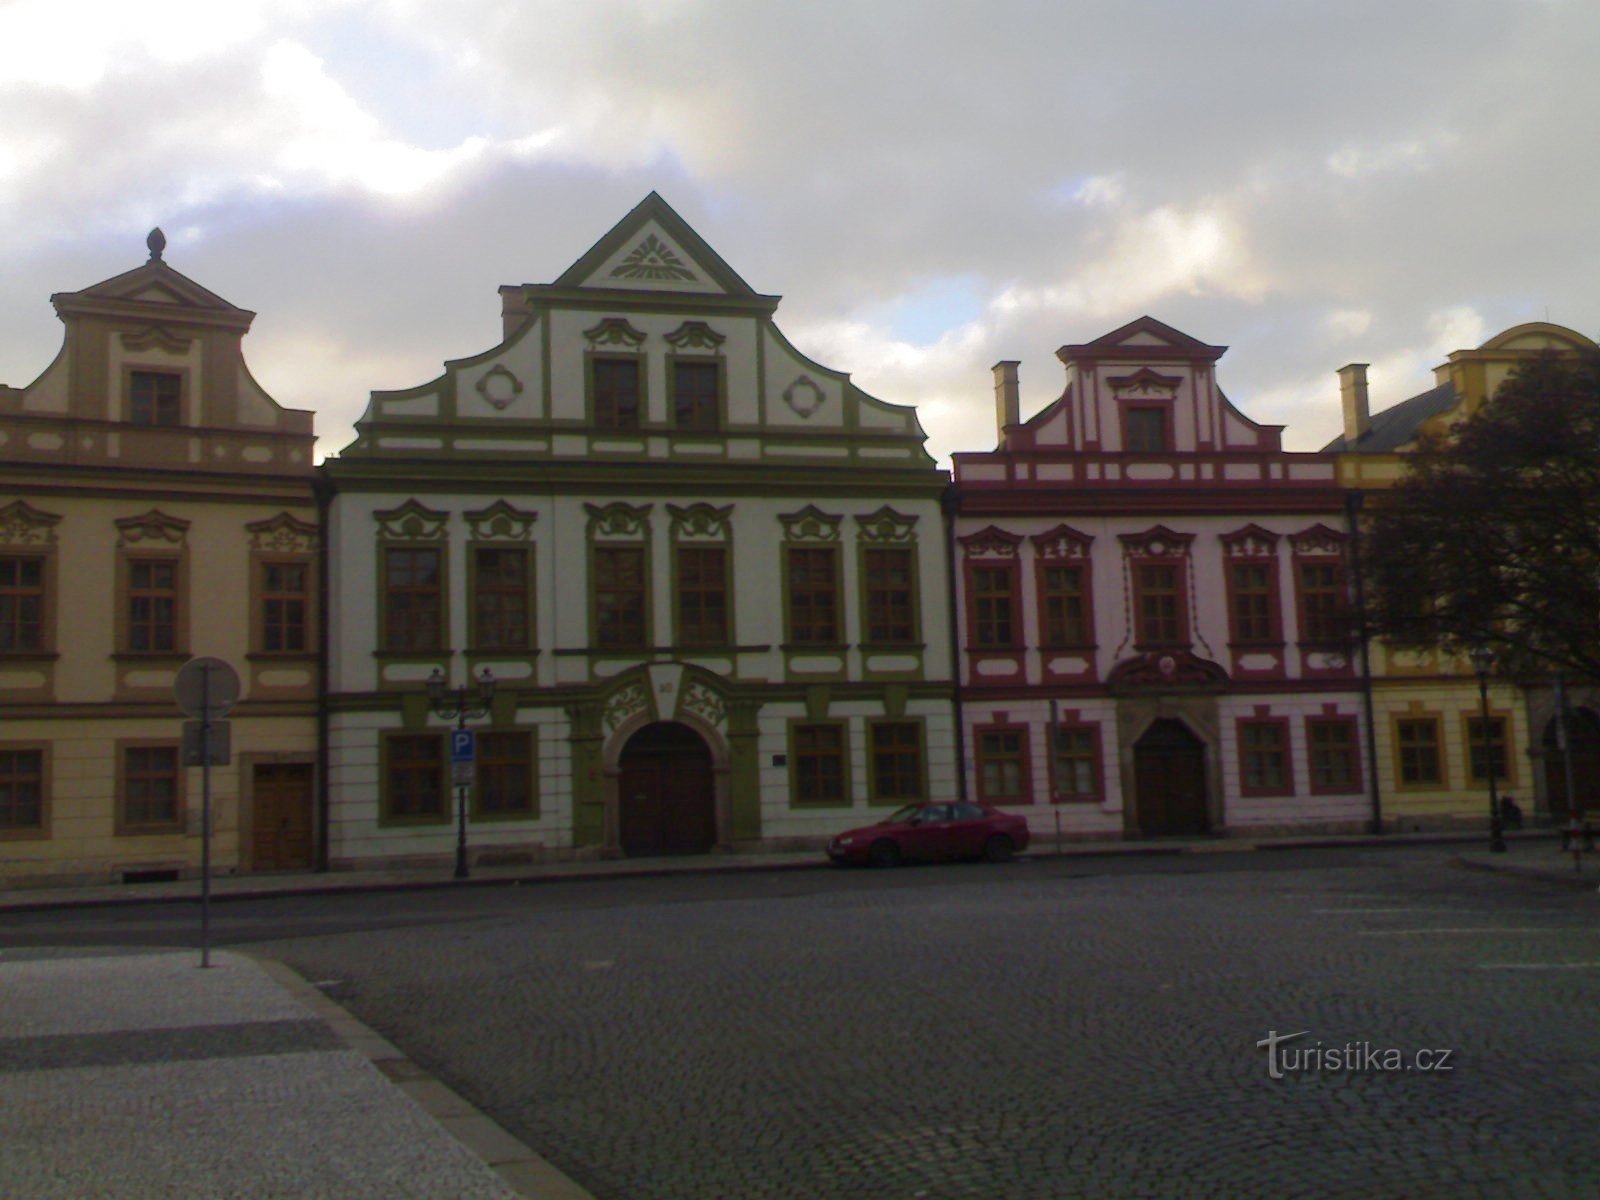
[130,370,181,426]
[1124,406,1168,453]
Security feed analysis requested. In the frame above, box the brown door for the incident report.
[1544,708,1600,820]
[1133,719,1209,836]
[618,722,715,856]
[251,763,314,871]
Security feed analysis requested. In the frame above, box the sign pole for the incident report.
[200,663,213,969]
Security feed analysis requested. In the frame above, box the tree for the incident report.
[1361,348,1600,678]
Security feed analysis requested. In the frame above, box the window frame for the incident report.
[1237,717,1293,797]
[1037,561,1091,648]
[867,720,926,805]
[669,357,723,432]
[674,544,730,649]
[860,544,919,647]
[1226,559,1282,647]
[789,720,850,808]
[116,740,185,835]
[0,744,49,839]
[975,724,1031,805]
[0,552,51,655]
[784,545,843,647]
[1121,403,1172,452]
[126,367,184,427]
[590,354,644,433]
[381,544,446,654]
[593,544,651,651]
[381,732,449,825]
[1131,560,1188,650]
[473,729,537,820]
[1306,715,1361,795]
[470,544,534,654]
[1296,560,1347,647]
[1051,722,1103,803]
[255,556,313,656]
[968,561,1020,650]
[1464,712,1514,787]
[1394,715,1445,790]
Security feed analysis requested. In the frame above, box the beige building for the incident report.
[0,231,320,887]
[1327,322,1599,828]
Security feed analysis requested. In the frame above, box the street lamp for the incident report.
[1467,645,1508,854]
[426,666,496,879]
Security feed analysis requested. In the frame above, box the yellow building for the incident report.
[0,231,319,887]
[1328,322,1600,828]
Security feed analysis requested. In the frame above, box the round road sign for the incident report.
[174,656,242,719]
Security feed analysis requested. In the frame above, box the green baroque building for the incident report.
[322,194,956,865]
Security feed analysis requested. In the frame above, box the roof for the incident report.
[1323,381,1459,453]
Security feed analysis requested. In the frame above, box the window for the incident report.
[971,565,1016,648]
[129,370,181,426]
[1308,718,1358,793]
[1053,727,1100,801]
[386,734,445,819]
[594,546,648,649]
[0,556,45,652]
[1125,407,1167,452]
[120,745,181,831]
[1133,563,1184,647]
[673,360,719,431]
[127,559,178,652]
[1239,721,1290,794]
[593,358,641,431]
[786,547,840,645]
[383,547,442,652]
[476,731,535,818]
[0,749,44,833]
[863,547,915,644]
[1298,563,1345,644]
[870,722,923,802]
[793,723,846,806]
[676,547,728,647]
[1040,564,1088,646]
[260,561,309,653]
[1467,716,1509,784]
[1229,562,1277,644]
[977,729,1028,802]
[474,547,531,652]
[1396,718,1442,787]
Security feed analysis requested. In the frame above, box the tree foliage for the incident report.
[1362,348,1600,678]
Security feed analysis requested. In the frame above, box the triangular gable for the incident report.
[553,192,761,297]
[1057,315,1226,364]
[66,260,244,314]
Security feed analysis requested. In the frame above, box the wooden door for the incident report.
[618,722,715,856]
[251,763,314,871]
[1543,708,1600,820]
[1133,720,1209,836]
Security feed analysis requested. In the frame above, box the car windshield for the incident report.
[882,804,926,825]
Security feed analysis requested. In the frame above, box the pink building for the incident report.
[951,317,1370,838]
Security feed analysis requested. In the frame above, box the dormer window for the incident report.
[1124,406,1168,452]
[129,370,181,426]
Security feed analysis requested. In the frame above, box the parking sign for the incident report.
[450,729,475,763]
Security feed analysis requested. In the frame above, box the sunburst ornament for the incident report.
[610,235,697,282]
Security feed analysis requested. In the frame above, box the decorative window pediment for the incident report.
[465,500,538,542]
[1108,367,1183,399]
[779,505,842,543]
[1220,524,1280,558]
[667,503,733,541]
[1290,524,1347,557]
[664,321,726,350]
[1030,523,1093,559]
[115,509,189,547]
[855,506,918,544]
[959,526,1023,560]
[119,325,192,355]
[0,500,63,547]
[245,512,319,554]
[1118,525,1194,558]
[583,317,648,347]
[585,501,652,539]
[374,500,449,542]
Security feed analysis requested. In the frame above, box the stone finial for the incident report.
[147,228,166,261]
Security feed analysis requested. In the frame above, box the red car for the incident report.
[827,801,1030,867]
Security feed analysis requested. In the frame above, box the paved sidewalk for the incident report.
[0,950,593,1200]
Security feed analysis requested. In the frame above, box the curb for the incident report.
[1448,856,1599,892]
[255,955,597,1200]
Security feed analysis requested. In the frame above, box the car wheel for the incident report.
[983,834,1016,863]
[868,839,902,868]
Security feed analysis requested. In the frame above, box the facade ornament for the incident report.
[115,509,189,547]
[664,320,726,350]
[958,525,1022,560]
[1030,523,1093,559]
[475,364,524,410]
[373,499,449,542]
[609,234,697,282]
[585,501,652,539]
[855,506,919,544]
[603,679,652,733]
[245,512,319,554]
[464,500,538,542]
[0,500,63,547]
[582,317,648,347]
[667,503,734,541]
[778,505,843,543]
[783,375,825,419]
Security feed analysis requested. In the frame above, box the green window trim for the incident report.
[856,543,921,648]
[468,543,536,655]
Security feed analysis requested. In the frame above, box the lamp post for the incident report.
[1467,645,1507,853]
[427,666,496,879]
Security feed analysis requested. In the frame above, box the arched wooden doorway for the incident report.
[1543,707,1600,820]
[618,721,716,856]
[1133,718,1209,836]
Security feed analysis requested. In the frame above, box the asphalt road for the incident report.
[7,848,1599,1199]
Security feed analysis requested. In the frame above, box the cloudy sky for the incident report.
[3,0,1596,462]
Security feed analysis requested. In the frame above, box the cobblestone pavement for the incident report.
[247,855,1599,1197]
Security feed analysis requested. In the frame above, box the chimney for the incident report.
[992,360,1020,444]
[1338,363,1370,444]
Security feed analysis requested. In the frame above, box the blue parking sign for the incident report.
[450,729,475,763]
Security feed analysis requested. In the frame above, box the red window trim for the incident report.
[974,722,1032,805]
[1237,716,1294,797]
